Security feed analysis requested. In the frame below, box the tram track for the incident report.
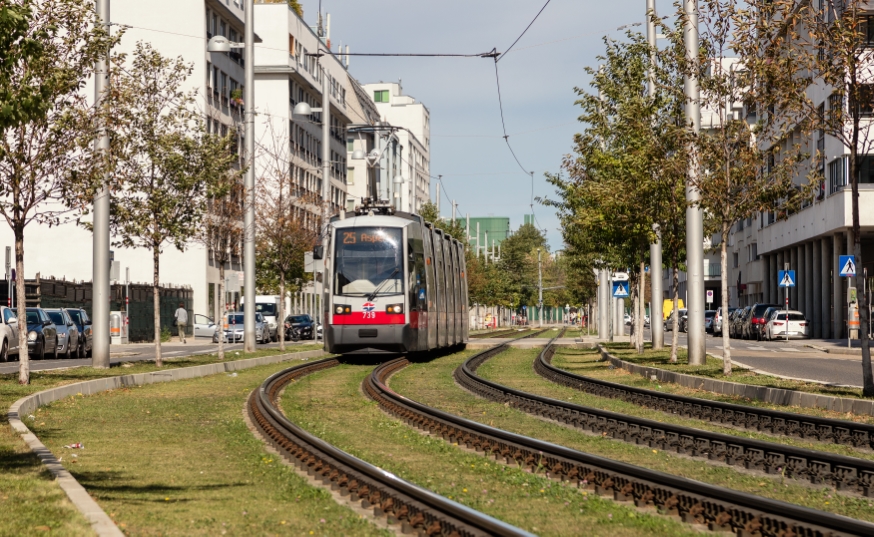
[531,342,874,492]
[248,357,532,537]
[365,345,874,535]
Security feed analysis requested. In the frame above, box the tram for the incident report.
[322,200,469,354]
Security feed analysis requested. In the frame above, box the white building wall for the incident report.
[0,0,249,319]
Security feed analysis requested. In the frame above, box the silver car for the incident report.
[44,308,81,359]
[212,312,269,344]
[0,306,20,361]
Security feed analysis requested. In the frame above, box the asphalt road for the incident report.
[0,336,322,375]
[653,329,867,387]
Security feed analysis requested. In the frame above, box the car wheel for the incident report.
[77,339,84,358]
[0,339,7,362]
[37,340,45,360]
[52,340,58,359]
[63,341,71,360]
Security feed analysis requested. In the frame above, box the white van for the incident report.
[240,295,281,342]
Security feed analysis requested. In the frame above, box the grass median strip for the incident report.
[0,345,326,536]
[557,346,874,426]
[602,342,868,399]
[22,356,386,537]
[390,348,874,523]
[280,354,696,536]
[484,346,874,462]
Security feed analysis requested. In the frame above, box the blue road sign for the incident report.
[612,281,629,297]
[839,255,857,277]
[778,270,796,288]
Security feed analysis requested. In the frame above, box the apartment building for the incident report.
[0,0,249,320]
[362,82,431,212]
[253,1,352,228]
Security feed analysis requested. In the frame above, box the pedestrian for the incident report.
[174,302,188,343]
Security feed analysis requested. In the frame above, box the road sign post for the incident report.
[778,269,796,342]
[613,281,629,298]
[839,255,857,347]
[706,290,713,305]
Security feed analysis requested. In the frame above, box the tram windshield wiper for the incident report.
[367,268,400,301]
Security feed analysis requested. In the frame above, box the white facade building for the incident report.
[0,0,249,321]
[253,1,352,227]
[361,82,431,212]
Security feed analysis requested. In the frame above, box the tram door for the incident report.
[457,242,470,341]
[443,235,455,345]
[434,230,448,347]
[408,224,427,352]
[422,226,437,349]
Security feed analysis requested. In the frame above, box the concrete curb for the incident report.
[597,345,874,417]
[7,349,327,537]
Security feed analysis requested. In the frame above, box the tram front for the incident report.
[325,216,414,354]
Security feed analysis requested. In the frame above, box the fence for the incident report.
[0,276,192,343]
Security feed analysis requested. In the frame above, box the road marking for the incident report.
[746,346,766,351]
[779,347,799,352]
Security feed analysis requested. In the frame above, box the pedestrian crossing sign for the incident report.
[839,255,856,277]
[778,270,795,288]
[612,281,629,297]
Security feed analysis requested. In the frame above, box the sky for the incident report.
[321,0,654,251]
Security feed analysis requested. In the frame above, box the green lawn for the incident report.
[0,345,327,537]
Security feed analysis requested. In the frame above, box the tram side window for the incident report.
[334,227,403,296]
[408,239,425,309]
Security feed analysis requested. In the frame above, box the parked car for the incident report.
[704,310,717,333]
[713,307,737,336]
[730,306,751,338]
[764,310,810,340]
[213,312,269,344]
[743,303,780,340]
[193,314,216,337]
[65,308,93,358]
[26,307,58,360]
[44,308,80,359]
[0,306,20,362]
[284,314,315,340]
[664,309,687,331]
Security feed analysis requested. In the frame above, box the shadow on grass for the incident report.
[73,470,247,503]
[0,446,47,476]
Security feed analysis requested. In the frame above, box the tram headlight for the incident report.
[386,304,403,314]
[334,305,351,315]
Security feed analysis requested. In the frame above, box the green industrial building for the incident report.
[456,216,511,253]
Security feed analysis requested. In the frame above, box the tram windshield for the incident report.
[334,227,403,297]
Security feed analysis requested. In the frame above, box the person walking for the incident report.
[174,302,188,343]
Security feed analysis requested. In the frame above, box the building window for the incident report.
[374,90,389,103]
[751,243,759,261]
[829,157,846,194]
[347,167,355,185]
[861,15,874,46]
[733,252,739,269]
[346,137,354,152]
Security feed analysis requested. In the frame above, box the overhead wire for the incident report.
[497,0,553,62]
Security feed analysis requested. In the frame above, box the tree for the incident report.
[687,0,811,375]
[107,42,237,366]
[544,31,688,355]
[0,0,117,384]
[255,121,318,351]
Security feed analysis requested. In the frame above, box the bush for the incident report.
[160,326,172,342]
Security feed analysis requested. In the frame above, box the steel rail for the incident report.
[470,329,517,339]
[249,357,532,537]
[365,346,874,536]
[534,341,874,489]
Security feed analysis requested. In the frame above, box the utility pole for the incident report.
[436,175,441,217]
[92,0,110,368]
[476,222,480,259]
[684,0,705,364]
[538,248,543,328]
[452,200,457,221]
[318,58,331,347]
[648,0,664,350]
[484,231,489,264]
[241,0,257,351]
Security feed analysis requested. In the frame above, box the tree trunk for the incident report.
[153,245,162,367]
[631,274,638,350]
[15,228,29,385]
[721,221,732,376]
[671,265,679,363]
[279,274,286,351]
[218,263,225,360]
[850,132,874,396]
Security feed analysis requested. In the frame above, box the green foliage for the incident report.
[106,42,238,254]
[160,326,172,342]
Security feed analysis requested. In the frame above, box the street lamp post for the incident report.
[647,0,664,351]
[92,0,110,368]
[208,9,256,352]
[684,0,706,364]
